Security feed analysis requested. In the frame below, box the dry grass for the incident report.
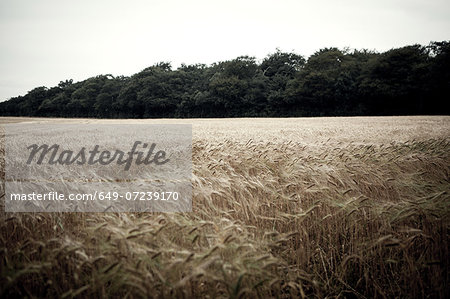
[1,116,449,298]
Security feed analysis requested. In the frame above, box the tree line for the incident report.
[1,41,449,118]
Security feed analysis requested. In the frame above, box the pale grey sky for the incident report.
[1,0,449,101]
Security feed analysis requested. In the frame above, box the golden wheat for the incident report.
[1,116,449,298]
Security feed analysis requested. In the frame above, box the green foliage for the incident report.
[1,42,449,118]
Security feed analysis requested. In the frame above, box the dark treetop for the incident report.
[1,41,449,118]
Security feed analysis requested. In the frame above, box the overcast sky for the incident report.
[0,0,449,101]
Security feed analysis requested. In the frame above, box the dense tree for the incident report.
[286,48,353,115]
[427,41,450,114]
[0,42,448,118]
[359,45,430,115]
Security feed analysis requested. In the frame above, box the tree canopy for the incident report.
[1,42,448,118]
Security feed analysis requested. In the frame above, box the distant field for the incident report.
[1,116,449,298]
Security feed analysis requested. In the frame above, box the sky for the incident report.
[0,0,449,101]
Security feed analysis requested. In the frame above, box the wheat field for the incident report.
[1,116,449,298]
